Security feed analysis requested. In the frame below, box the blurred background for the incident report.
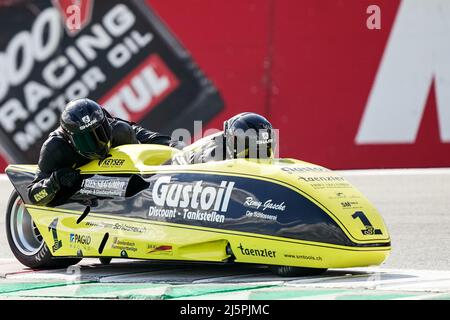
[0,0,449,170]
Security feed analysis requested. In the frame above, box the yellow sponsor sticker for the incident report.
[33,190,48,202]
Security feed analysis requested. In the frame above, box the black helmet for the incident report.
[60,99,112,160]
[223,112,276,159]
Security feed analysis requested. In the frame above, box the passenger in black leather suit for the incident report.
[171,112,276,165]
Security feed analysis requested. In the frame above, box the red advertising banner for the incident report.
[99,54,180,123]
[0,0,449,170]
[0,0,223,166]
[150,0,450,169]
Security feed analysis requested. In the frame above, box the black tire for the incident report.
[6,190,82,269]
[99,257,112,265]
[269,265,327,277]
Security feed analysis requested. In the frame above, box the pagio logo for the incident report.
[70,233,91,245]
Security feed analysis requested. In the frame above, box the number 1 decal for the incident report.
[352,211,383,235]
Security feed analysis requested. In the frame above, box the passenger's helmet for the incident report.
[61,99,113,160]
[223,112,276,159]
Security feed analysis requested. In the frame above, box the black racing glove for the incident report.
[53,168,81,189]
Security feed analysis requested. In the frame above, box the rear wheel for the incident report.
[269,265,327,277]
[6,190,81,269]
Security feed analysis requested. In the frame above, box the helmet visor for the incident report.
[71,123,112,159]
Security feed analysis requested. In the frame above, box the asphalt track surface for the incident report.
[0,169,449,299]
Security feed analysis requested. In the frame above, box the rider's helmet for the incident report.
[60,99,113,160]
[223,112,276,159]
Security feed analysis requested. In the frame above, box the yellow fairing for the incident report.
[17,144,390,269]
[26,206,389,269]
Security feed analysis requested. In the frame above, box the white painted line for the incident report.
[192,273,279,284]
[394,293,448,300]
[172,290,252,300]
[285,268,450,293]
[99,269,187,283]
[2,282,171,299]
[6,272,80,282]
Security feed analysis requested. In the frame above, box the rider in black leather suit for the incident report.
[28,98,181,206]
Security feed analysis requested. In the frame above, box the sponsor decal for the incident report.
[256,131,273,145]
[69,232,92,251]
[182,209,225,223]
[152,176,234,213]
[284,253,323,261]
[70,233,91,245]
[80,175,128,197]
[245,210,277,221]
[281,167,329,174]
[84,221,147,234]
[83,178,127,189]
[111,237,137,252]
[98,158,126,168]
[237,243,276,258]
[340,201,362,209]
[147,244,172,255]
[33,189,49,202]
[297,174,352,190]
[148,176,233,223]
[78,116,98,130]
[148,206,177,218]
[243,197,285,212]
[147,206,226,223]
[352,211,383,236]
[298,176,345,183]
[328,192,361,200]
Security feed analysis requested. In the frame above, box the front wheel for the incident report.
[269,265,327,277]
[6,190,81,269]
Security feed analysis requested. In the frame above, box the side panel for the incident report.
[56,172,353,246]
[5,166,37,203]
[5,155,391,247]
[26,207,390,268]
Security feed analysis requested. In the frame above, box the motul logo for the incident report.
[100,55,180,123]
[357,0,450,144]
[52,0,94,36]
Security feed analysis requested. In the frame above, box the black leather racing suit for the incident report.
[171,132,228,165]
[28,116,177,206]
